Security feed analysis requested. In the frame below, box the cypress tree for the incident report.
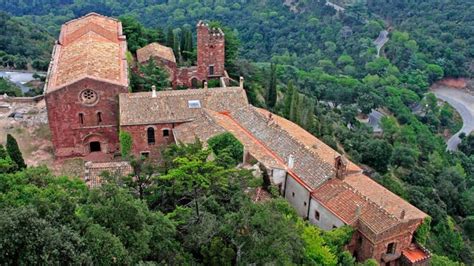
[166,27,175,49]
[6,134,26,169]
[0,144,7,159]
[289,89,300,123]
[283,80,295,118]
[266,63,277,108]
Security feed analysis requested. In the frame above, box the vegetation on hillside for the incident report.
[0,137,374,265]
[0,0,473,263]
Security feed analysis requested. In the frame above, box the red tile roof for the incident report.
[402,244,431,263]
[137,43,176,64]
[45,13,128,93]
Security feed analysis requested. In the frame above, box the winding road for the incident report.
[432,86,474,151]
[374,30,389,58]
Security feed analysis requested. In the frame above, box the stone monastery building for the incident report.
[45,13,431,265]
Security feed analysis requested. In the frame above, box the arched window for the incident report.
[191,78,198,88]
[97,112,102,124]
[147,127,155,145]
[79,113,84,125]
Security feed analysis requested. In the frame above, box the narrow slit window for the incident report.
[315,210,320,221]
[97,112,102,123]
[79,113,84,125]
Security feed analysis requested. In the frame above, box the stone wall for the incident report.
[45,78,127,159]
[308,197,345,230]
[197,22,225,79]
[284,175,311,218]
[120,123,179,158]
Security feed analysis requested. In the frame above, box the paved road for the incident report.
[374,30,389,58]
[326,1,345,12]
[432,86,474,151]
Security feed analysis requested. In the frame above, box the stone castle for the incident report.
[44,13,431,265]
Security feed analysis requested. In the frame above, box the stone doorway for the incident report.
[89,141,101,152]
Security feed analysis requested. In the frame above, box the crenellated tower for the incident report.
[196,21,225,81]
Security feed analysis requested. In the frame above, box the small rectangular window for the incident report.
[315,210,320,221]
[188,100,201,109]
[209,65,215,75]
[292,192,295,197]
[163,129,170,137]
[141,152,150,158]
[387,242,396,254]
[332,225,337,229]
[79,113,84,125]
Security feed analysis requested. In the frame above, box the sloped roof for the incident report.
[312,179,401,235]
[119,87,248,126]
[45,13,128,93]
[173,109,285,170]
[230,106,335,188]
[226,108,427,234]
[84,161,133,188]
[137,43,176,64]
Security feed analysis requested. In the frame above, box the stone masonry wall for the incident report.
[45,78,127,159]
[120,123,179,158]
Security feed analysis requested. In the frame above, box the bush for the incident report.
[207,132,243,167]
[119,131,132,159]
[6,134,26,169]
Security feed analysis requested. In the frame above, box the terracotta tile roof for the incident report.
[119,87,248,126]
[84,161,133,188]
[402,244,431,263]
[256,108,362,174]
[45,13,128,93]
[137,43,176,64]
[344,173,427,222]
[312,179,400,235]
[230,106,335,188]
[172,110,227,144]
[242,110,427,233]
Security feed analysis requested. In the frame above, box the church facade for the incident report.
[45,13,431,265]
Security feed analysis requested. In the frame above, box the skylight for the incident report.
[188,100,201,108]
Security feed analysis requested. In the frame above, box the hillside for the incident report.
[0,0,473,264]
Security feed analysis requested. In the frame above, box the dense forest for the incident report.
[1,134,378,265]
[1,0,473,264]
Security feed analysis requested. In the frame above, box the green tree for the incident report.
[6,134,26,169]
[266,63,277,108]
[119,131,132,158]
[132,60,170,92]
[207,132,244,167]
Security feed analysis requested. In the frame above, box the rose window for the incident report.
[80,89,98,104]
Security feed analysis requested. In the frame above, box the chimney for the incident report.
[239,76,244,89]
[288,154,295,169]
[400,209,406,220]
[335,155,348,179]
[355,204,362,218]
[151,85,157,98]
[204,81,208,90]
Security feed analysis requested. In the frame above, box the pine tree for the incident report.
[6,134,26,169]
[266,63,277,108]
[283,80,295,118]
